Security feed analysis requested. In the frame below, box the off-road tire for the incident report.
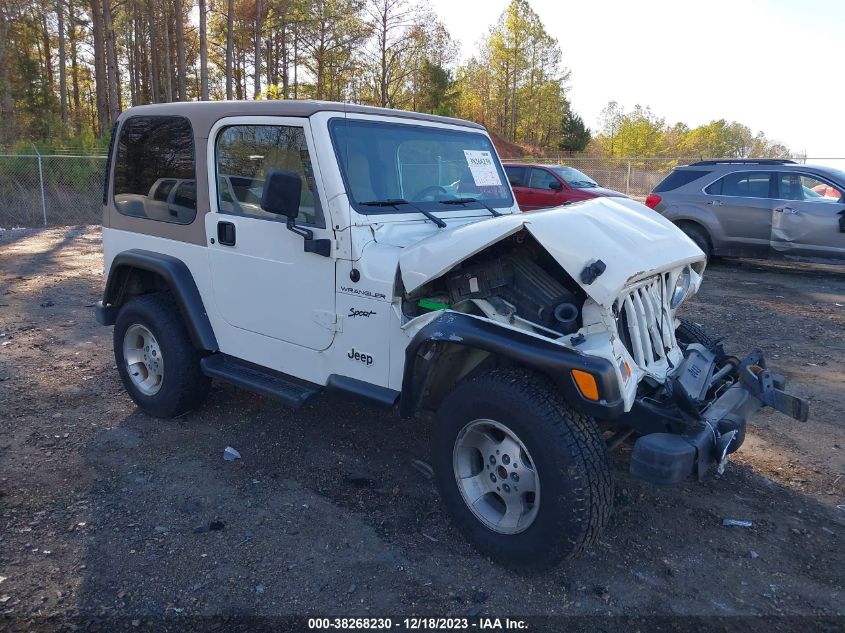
[676,317,719,350]
[679,223,712,260]
[114,293,210,418]
[432,368,612,572]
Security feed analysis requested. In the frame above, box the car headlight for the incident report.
[670,266,692,309]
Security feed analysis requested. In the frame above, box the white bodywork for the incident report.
[103,109,706,414]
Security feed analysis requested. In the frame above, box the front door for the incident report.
[206,117,336,351]
[526,167,566,210]
[772,172,845,260]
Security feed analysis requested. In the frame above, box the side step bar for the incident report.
[200,354,320,408]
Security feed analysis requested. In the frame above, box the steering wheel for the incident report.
[412,185,449,201]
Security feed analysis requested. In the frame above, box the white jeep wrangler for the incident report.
[96,101,807,570]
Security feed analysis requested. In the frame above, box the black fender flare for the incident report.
[399,311,624,419]
[96,249,218,352]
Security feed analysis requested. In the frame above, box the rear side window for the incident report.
[504,165,527,187]
[112,115,197,224]
[653,169,711,193]
[705,171,772,198]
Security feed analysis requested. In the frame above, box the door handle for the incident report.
[775,206,798,214]
[217,221,236,246]
[706,200,723,206]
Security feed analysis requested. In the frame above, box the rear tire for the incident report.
[679,223,712,260]
[114,293,210,418]
[432,369,612,571]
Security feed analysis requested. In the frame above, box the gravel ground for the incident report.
[0,226,843,631]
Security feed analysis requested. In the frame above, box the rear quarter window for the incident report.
[653,169,712,193]
[112,115,197,224]
[504,165,527,187]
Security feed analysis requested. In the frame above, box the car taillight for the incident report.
[645,193,662,209]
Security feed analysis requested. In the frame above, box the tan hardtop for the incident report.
[118,100,486,134]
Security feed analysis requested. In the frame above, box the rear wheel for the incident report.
[114,293,210,418]
[432,369,612,571]
[679,223,712,260]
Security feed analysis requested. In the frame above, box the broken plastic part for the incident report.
[580,259,607,285]
[418,298,450,311]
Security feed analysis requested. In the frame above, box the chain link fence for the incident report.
[0,152,843,229]
[0,152,106,229]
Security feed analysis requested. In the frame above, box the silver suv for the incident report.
[646,159,845,261]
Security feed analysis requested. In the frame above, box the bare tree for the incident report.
[103,0,120,119]
[0,1,15,144]
[175,0,186,100]
[68,0,82,132]
[253,0,262,99]
[90,0,108,132]
[147,0,161,102]
[225,0,234,99]
[57,0,68,125]
[162,3,173,101]
[366,0,415,108]
[199,0,208,99]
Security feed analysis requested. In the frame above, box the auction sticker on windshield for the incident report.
[463,150,502,187]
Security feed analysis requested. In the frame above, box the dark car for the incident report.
[503,162,628,211]
[647,159,845,261]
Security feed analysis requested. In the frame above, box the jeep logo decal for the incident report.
[348,348,374,366]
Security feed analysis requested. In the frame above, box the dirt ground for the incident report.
[0,226,843,630]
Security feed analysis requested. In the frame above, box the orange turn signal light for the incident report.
[571,369,599,401]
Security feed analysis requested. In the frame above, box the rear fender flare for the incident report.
[99,249,218,352]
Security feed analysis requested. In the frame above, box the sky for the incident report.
[428,0,845,160]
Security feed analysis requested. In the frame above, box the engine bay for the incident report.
[403,231,587,338]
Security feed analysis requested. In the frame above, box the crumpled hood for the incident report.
[395,197,705,307]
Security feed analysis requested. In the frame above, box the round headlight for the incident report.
[670,266,692,309]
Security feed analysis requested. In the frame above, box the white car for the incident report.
[96,101,807,570]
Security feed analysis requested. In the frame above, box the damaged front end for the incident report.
[393,202,808,485]
[626,341,809,485]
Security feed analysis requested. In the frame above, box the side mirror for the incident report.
[549,180,563,191]
[260,168,302,220]
[261,168,331,258]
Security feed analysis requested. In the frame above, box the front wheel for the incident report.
[432,369,612,571]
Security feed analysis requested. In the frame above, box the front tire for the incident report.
[432,369,612,571]
[676,317,719,350]
[114,293,210,418]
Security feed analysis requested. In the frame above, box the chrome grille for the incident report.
[618,275,677,372]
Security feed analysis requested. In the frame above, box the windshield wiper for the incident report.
[570,181,597,188]
[440,197,501,217]
[359,199,446,228]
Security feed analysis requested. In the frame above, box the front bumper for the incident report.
[625,347,808,485]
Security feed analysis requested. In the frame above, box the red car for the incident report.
[503,162,628,211]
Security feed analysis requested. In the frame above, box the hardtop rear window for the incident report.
[654,169,712,193]
[112,115,197,224]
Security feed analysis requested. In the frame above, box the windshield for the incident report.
[329,118,513,213]
[550,166,598,188]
